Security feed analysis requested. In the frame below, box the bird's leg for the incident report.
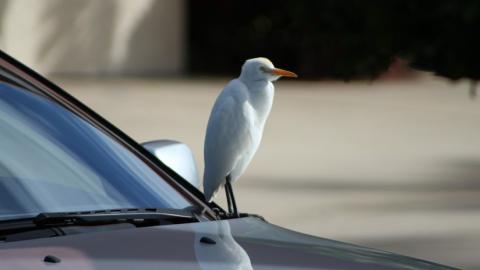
[225,177,233,215]
[225,174,239,218]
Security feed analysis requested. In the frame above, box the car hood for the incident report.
[0,217,456,270]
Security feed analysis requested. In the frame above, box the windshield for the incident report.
[0,82,190,220]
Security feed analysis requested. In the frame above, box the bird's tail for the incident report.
[203,169,221,202]
[203,187,219,203]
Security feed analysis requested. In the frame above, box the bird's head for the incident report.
[240,57,297,82]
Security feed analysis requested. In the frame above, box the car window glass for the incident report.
[0,82,190,220]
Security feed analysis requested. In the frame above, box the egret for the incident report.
[203,57,297,217]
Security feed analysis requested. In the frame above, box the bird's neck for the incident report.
[243,80,274,125]
[239,77,270,92]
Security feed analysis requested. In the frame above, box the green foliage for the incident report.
[394,1,480,80]
[188,0,480,80]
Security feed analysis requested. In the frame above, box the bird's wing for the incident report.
[203,80,252,201]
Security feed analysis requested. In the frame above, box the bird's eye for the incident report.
[259,66,268,72]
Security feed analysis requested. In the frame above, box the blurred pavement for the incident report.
[56,75,480,269]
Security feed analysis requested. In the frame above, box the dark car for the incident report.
[0,50,457,269]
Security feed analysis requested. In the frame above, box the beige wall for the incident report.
[0,0,185,75]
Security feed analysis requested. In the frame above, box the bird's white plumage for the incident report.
[203,58,294,202]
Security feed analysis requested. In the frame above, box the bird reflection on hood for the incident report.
[194,220,253,270]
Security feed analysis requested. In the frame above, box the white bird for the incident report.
[203,57,297,216]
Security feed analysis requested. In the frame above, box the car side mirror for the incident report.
[142,140,200,189]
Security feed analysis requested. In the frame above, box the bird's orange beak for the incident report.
[271,68,298,78]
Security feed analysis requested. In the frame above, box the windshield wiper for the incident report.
[0,208,198,236]
[34,207,197,226]
[0,208,199,243]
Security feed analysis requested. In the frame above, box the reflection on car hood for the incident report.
[0,217,457,270]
